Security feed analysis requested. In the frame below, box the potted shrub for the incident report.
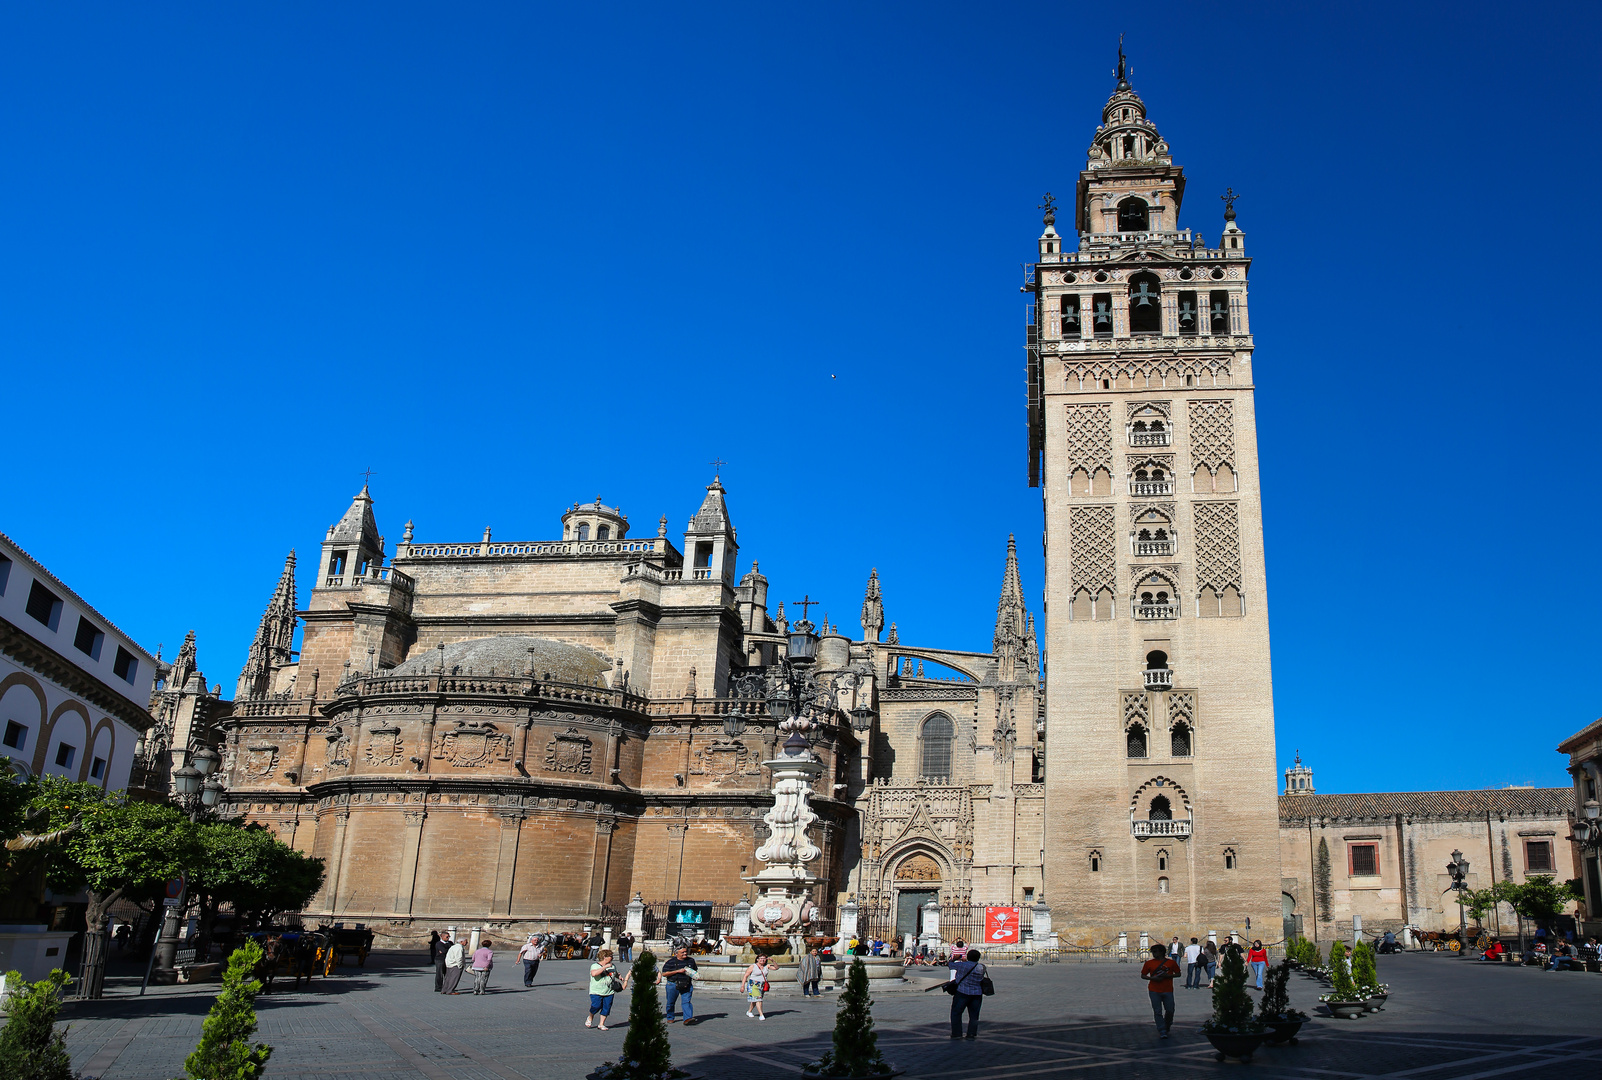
[1350,940,1388,1011]
[803,958,901,1077]
[1200,943,1266,1061]
[1318,941,1366,1020]
[1256,958,1309,1045]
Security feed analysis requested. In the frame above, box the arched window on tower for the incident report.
[1118,197,1149,232]
[1171,723,1192,758]
[577,524,590,541]
[1129,272,1162,334]
[920,714,954,780]
[597,525,611,541]
[1127,724,1148,759]
[1149,794,1172,820]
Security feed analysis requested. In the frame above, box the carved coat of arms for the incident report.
[326,729,351,771]
[689,740,760,784]
[365,726,404,766]
[544,728,593,774]
[432,722,512,768]
[242,744,280,779]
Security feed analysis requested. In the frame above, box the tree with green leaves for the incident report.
[0,969,76,1080]
[826,958,887,1076]
[26,777,201,998]
[1202,945,1260,1035]
[189,822,325,956]
[181,941,271,1080]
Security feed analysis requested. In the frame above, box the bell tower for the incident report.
[1026,49,1280,940]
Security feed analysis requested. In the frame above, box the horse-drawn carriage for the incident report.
[321,925,375,971]
[1410,926,1488,952]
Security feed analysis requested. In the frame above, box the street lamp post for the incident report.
[1446,849,1470,957]
[153,743,226,976]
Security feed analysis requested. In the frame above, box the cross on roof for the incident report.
[709,457,727,476]
[793,595,819,621]
[361,466,376,487]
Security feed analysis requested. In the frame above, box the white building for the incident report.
[0,530,155,790]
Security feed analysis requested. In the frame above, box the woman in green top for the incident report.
[587,949,629,1030]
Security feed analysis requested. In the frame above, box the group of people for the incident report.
[1142,937,1268,1038]
[429,929,497,996]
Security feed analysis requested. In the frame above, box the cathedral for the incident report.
[215,61,1285,947]
[217,479,1043,942]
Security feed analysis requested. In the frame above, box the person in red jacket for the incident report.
[1140,943,1183,1039]
[1247,940,1269,989]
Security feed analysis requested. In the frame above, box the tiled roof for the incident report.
[1558,717,1602,754]
[1279,788,1573,822]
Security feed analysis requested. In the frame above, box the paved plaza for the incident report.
[54,951,1602,1080]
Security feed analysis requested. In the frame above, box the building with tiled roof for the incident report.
[1557,718,1602,938]
[1275,758,1577,944]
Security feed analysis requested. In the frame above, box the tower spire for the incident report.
[860,568,884,642]
[993,535,1031,679]
[236,550,299,700]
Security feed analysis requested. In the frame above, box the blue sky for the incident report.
[3,3,1597,794]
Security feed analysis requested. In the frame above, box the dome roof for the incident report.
[393,635,612,684]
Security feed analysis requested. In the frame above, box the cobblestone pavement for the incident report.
[55,951,1602,1079]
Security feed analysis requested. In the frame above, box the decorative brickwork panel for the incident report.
[1193,502,1243,594]
[1064,403,1113,473]
[1068,506,1117,595]
[1188,399,1235,470]
[1123,691,1148,728]
[1168,692,1194,726]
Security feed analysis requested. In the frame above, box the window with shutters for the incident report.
[1525,840,1555,873]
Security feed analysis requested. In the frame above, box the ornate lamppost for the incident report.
[1446,849,1470,957]
[726,612,847,948]
[152,744,224,978]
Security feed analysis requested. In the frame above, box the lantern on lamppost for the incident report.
[1446,849,1470,956]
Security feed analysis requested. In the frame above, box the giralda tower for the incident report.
[1025,54,1280,938]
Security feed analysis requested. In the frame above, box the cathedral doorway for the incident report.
[896,890,938,940]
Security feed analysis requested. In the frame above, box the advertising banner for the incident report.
[984,906,1020,945]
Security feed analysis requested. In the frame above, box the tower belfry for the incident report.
[1026,50,1279,939]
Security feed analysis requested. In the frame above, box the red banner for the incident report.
[984,906,1020,945]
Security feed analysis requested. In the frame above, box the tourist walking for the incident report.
[797,946,823,997]
[660,945,699,1025]
[947,948,987,1040]
[1168,936,1182,960]
[1202,940,1218,987]
[1140,943,1182,1038]
[429,930,441,963]
[1183,938,1202,988]
[742,955,772,1020]
[441,934,466,995]
[434,930,452,992]
[519,934,544,987]
[587,930,604,960]
[587,949,627,1030]
[1247,940,1268,989]
[618,931,635,964]
[470,939,495,994]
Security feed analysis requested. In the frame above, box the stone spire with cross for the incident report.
[993,535,1034,680]
[236,550,299,700]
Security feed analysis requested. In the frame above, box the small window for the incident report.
[328,550,348,576]
[55,743,76,768]
[1157,852,1168,871]
[73,617,105,660]
[1177,290,1198,334]
[0,555,10,595]
[25,580,63,631]
[1171,724,1192,757]
[577,524,590,541]
[1059,294,1081,337]
[1089,850,1101,873]
[1223,848,1237,870]
[1158,876,1169,894]
[1092,293,1114,337]
[1022,887,1035,903]
[3,721,26,749]
[1349,843,1379,877]
[90,757,106,780]
[1209,291,1230,335]
[1127,724,1148,758]
[113,646,138,685]
[1525,840,1555,873]
[597,525,610,541]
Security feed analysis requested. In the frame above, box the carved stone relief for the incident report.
[543,728,594,775]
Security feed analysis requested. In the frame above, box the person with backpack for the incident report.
[947,948,988,1040]
[1140,942,1182,1038]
